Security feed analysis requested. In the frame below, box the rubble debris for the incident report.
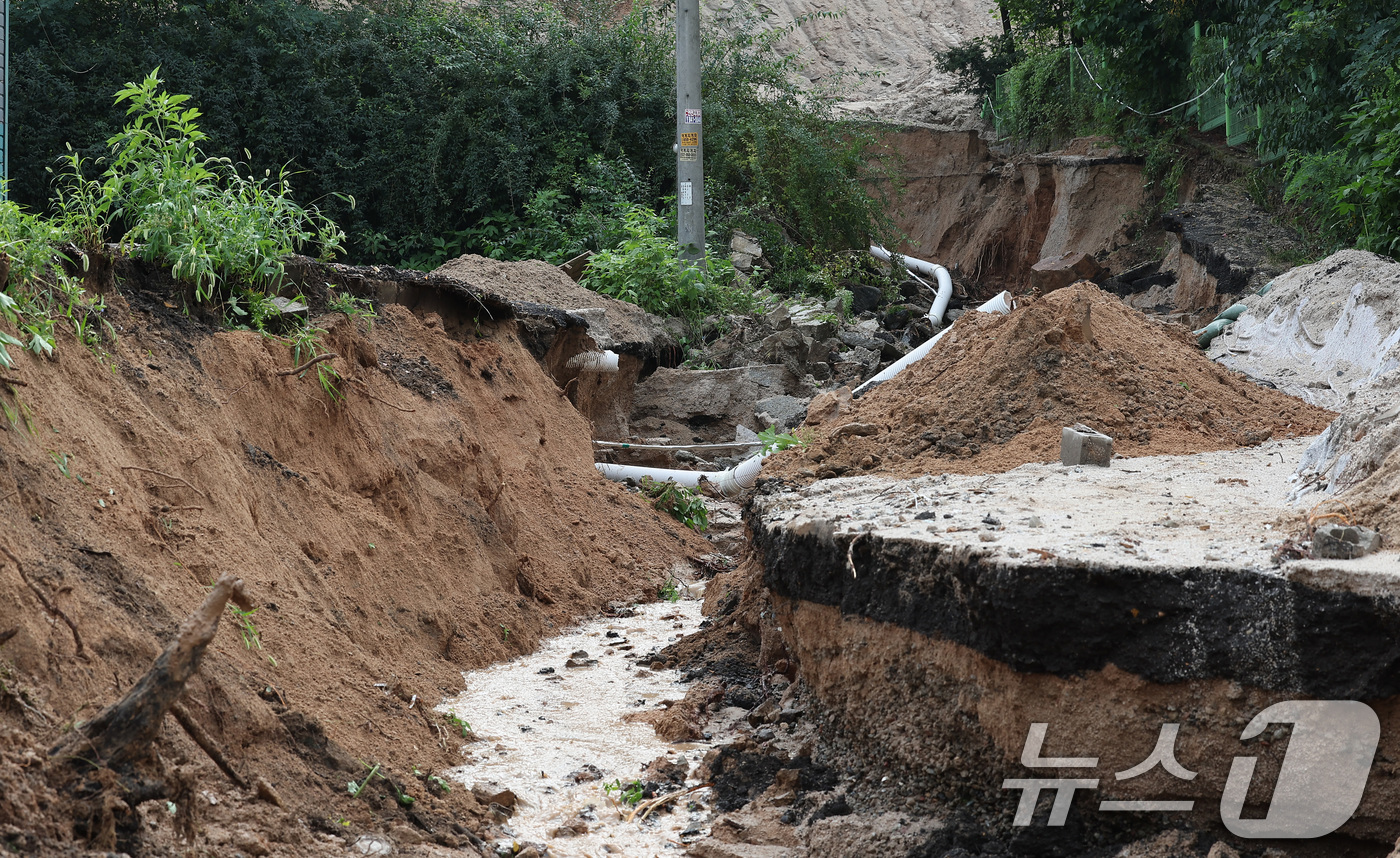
[768,283,1333,481]
[1060,423,1113,467]
[1312,523,1382,559]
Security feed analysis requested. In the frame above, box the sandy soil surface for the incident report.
[706,0,997,126]
[767,283,1334,482]
[0,258,707,854]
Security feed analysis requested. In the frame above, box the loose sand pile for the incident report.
[767,283,1335,481]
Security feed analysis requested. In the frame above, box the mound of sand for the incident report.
[767,283,1335,480]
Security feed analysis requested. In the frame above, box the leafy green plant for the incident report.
[659,575,682,603]
[61,70,345,304]
[445,713,471,738]
[638,477,708,532]
[415,767,452,793]
[604,778,644,806]
[581,204,755,330]
[758,426,808,456]
[283,320,342,401]
[327,287,377,327]
[347,763,381,798]
[14,0,899,305]
[499,624,510,644]
[50,451,74,478]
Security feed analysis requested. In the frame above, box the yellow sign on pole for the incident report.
[680,132,699,146]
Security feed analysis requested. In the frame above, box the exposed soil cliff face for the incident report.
[0,260,705,854]
[879,130,1147,293]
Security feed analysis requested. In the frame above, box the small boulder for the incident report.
[1031,251,1105,294]
[848,282,886,315]
[1313,523,1382,559]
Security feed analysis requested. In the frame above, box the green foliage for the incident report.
[1221,0,1400,156]
[347,763,381,798]
[75,70,345,303]
[1000,48,1100,149]
[757,426,808,456]
[228,605,263,651]
[445,713,471,738]
[1334,85,1400,256]
[659,575,682,603]
[604,779,644,806]
[13,0,896,300]
[281,320,342,402]
[936,34,1021,99]
[1276,75,1400,257]
[638,477,709,533]
[326,287,377,328]
[581,205,756,328]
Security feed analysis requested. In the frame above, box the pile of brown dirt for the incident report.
[766,283,1335,481]
[0,258,706,854]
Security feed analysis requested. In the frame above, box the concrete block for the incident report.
[1061,423,1113,467]
[1313,523,1382,559]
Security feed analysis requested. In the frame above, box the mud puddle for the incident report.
[441,588,722,856]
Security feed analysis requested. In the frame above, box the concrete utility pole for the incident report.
[675,0,704,264]
[1,0,8,198]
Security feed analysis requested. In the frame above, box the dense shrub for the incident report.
[13,0,897,293]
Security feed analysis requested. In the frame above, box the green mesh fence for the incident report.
[986,29,1271,150]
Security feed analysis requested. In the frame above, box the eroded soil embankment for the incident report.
[0,261,706,854]
[750,512,1400,847]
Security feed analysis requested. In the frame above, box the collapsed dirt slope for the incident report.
[0,261,706,854]
[768,283,1334,481]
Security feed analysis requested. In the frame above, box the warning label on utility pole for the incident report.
[678,146,698,162]
[684,108,702,124]
[680,181,693,206]
[680,132,699,146]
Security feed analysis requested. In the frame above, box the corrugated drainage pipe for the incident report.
[870,245,952,326]
[852,290,1014,398]
[567,350,620,372]
[595,452,765,499]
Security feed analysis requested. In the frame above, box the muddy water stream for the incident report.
[440,588,722,857]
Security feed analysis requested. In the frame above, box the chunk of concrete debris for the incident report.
[1030,251,1103,294]
[1061,423,1113,467]
[1312,522,1382,559]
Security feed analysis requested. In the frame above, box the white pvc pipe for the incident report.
[852,290,1013,397]
[870,245,952,326]
[567,350,620,372]
[596,452,765,499]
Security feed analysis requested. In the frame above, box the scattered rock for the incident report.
[353,834,394,856]
[1312,523,1382,559]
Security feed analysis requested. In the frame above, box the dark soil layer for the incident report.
[748,507,1400,698]
[0,258,706,855]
